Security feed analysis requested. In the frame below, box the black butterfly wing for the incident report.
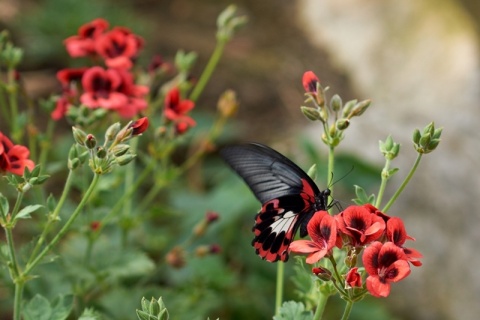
[220,143,321,203]
[220,143,323,262]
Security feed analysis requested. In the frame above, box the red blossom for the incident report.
[363,203,391,223]
[115,69,149,118]
[336,205,386,247]
[302,71,320,94]
[289,210,337,264]
[164,87,195,120]
[57,67,88,88]
[362,242,411,298]
[64,18,109,57]
[386,217,423,266]
[80,66,128,110]
[51,96,71,121]
[129,117,149,136]
[0,132,35,176]
[345,267,362,288]
[96,27,144,69]
[174,116,196,135]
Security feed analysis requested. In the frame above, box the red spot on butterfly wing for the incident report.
[252,199,300,262]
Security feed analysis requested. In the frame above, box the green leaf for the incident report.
[14,204,43,221]
[352,185,375,205]
[46,194,57,213]
[0,193,9,219]
[273,301,313,320]
[23,294,73,320]
[50,294,74,320]
[23,294,52,320]
[78,308,103,320]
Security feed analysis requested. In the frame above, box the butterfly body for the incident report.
[220,143,331,262]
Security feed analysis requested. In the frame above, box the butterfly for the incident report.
[220,143,332,262]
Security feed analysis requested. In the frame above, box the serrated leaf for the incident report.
[79,308,103,320]
[14,204,43,220]
[50,294,73,320]
[273,301,313,320]
[23,294,52,320]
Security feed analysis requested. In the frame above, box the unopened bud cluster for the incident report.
[71,117,149,174]
[413,122,442,154]
[300,71,371,148]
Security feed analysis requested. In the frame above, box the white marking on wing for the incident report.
[270,211,297,235]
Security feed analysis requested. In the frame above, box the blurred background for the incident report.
[1,0,479,319]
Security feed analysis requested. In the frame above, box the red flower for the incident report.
[80,66,128,110]
[57,67,88,88]
[336,205,386,247]
[164,87,195,120]
[345,267,362,288]
[96,27,144,69]
[363,241,411,298]
[386,217,423,266]
[64,18,109,57]
[362,203,392,223]
[115,69,149,118]
[302,71,320,94]
[0,132,35,176]
[174,116,196,135]
[289,210,337,264]
[51,96,71,121]
[129,117,149,136]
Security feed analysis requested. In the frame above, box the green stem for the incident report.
[38,119,56,172]
[24,173,101,276]
[382,154,423,213]
[327,145,335,214]
[98,160,155,232]
[189,39,227,103]
[7,69,21,142]
[5,226,21,279]
[0,84,11,122]
[10,191,24,221]
[275,261,285,316]
[13,281,24,320]
[340,300,354,320]
[375,158,391,208]
[312,291,329,320]
[27,170,75,266]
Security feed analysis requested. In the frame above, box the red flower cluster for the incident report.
[164,87,196,134]
[290,204,422,298]
[0,132,35,176]
[53,19,148,120]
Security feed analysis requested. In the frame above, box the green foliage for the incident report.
[273,301,313,320]
[23,294,73,320]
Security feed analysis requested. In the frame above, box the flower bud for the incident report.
[115,153,136,166]
[330,94,342,112]
[312,267,332,281]
[105,122,121,142]
[379,135,400,160]
[96,146,107,159]
[129,117,149,136]
[347,99,371,118]
[301,106,322,121]
[166,246,186,269]
[413,122,442,154]
[336,118,350,130]
[85,134,97,149]
[217,89,239,118]
[111,144,130,157]
[341,99,357,118]
[72,126,87,146]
